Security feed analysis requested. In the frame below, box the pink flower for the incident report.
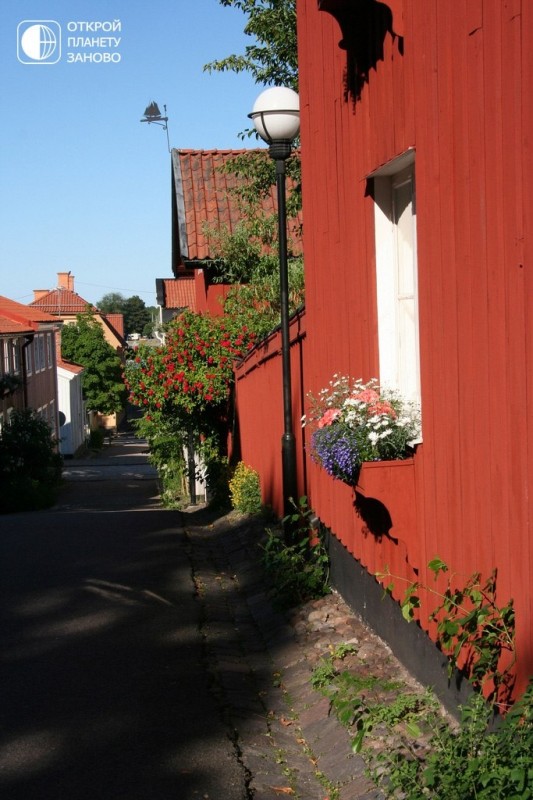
[318,408,342,428]
[368,400,396,418]
[351,388,380,404]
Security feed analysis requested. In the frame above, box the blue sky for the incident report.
[0,0,261,307]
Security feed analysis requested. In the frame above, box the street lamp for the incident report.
[249,87,300,519]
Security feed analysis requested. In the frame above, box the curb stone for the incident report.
[183,510,431,799]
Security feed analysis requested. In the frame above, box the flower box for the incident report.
[354,458,418,560]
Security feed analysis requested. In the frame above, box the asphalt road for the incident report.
[0,437,246,800]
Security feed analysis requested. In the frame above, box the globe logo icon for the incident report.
[17,21,61,64]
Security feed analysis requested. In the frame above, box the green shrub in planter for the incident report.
[229,461,262,515]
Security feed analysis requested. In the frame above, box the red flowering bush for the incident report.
[124,309,258,417]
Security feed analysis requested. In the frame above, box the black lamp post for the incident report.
[249,87,300,519]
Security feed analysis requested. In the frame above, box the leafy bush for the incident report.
[0,409,63,512]
[378,558,516,707]
[261,499,330,609]
[88,428,105,450]
[229,461,262,514]
[374,680,533,799]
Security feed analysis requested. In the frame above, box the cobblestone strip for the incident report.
[184,514,384,800]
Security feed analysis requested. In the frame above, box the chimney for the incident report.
[57,271,74,291]
[33,289,49,302]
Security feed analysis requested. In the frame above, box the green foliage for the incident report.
[88,428,105,450]
[0,409,62,512]
[216,149,302,222]
[374,681,533,799]
[124,308,264,508]
[61,311,127,414]
[97,293,153,338]
[203,152,303,313]
[261,498,330,609]
[377,559,516,707]
[311,643,431,753]
[133,412,188,508]
[204,0,298,94]
[96,292,126,314]
[204,3,303,303]
[220,256,305,324]
[125,310,258,415]
[229,461,262,514]
[123,295,152,338]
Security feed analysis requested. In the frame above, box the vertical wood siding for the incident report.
[233,313,307,514]
[297,0,532,693]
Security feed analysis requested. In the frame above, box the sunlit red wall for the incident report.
[296,0,533,695]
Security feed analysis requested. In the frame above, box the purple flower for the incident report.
[311,424,361,485]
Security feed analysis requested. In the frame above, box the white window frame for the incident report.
[25,341,32,376]
[11,339,20,375]
[3,339,10,374]
[371,150,421,414]
[46,332,53,368]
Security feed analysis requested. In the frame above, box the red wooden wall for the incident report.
[233,312,307,514]
[295,0,533,695]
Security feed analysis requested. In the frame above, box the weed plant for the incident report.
[311,644,435,753]
[373,680,533,799]
[261,497,330,610]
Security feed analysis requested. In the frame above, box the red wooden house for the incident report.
[234,0,532,707]
[0,297,60,437]
[296,0,532,701]
[157,149,302,321]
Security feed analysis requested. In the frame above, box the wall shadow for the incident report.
[319,0,403,103]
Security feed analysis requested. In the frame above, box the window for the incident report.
[372,151,421,410]
[25,341,32,376]
[11,339,20,375]
[35,334,45,372]
[46,333,53,368]
[3,339,10,374]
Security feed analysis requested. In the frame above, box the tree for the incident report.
[204,0,298,92]
[97,292,126,314]
[123,295,152,337]
[204,0,302,294]
[61,311,127,414]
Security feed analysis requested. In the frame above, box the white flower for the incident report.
[368,431,380,445]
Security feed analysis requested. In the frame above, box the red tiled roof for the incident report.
[29,287,94,315]
[0,295,57,327]
[57,358,84,374]
[173,149,302,264]
[103,313,125,339]
[0,315,34,335]
[163,277,197,311]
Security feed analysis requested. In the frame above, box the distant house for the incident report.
[30,272,126,434]
[0,315,33,428]
[30,271,126,352]
[0,296,60,439]
[56,356,85,457]
[156,148,302,322]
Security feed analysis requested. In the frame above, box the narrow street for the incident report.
[0,431,404,800]
[0,432,247,800]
